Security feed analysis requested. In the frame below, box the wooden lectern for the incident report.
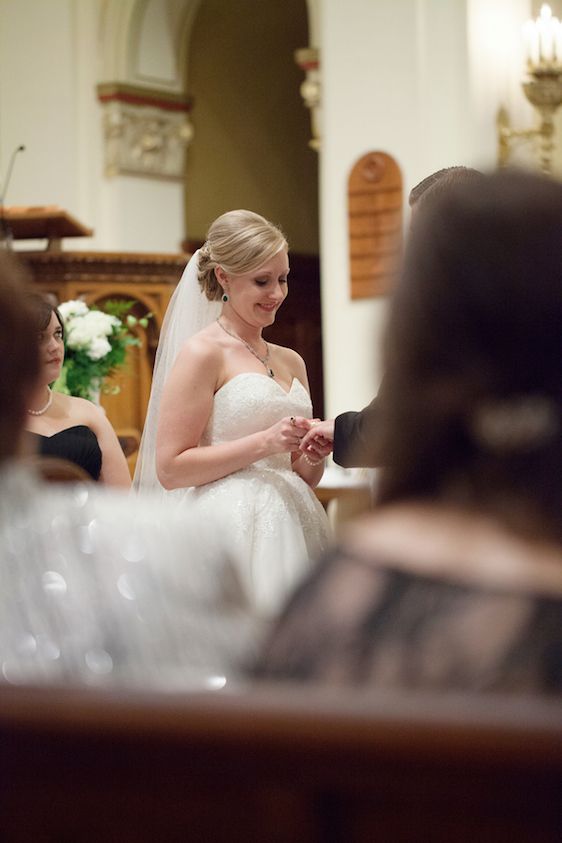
[1,205,93,251]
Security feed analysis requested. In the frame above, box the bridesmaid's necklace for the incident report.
[27,386,53,416]
[217,318,275,378]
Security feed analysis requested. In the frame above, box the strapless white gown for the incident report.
[168,372,331,618]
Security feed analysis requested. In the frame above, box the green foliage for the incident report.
[52,299,150,401]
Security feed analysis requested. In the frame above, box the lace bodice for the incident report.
[183,371,330,618]
[200,373,312,471]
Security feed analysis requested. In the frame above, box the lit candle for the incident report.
[523,4,562,69]
[539,4,554,63]
[555,18,562,64]
[523,19,540,68]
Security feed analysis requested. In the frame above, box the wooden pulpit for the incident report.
[2,205,93,251]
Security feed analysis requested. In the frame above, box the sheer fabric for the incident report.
[256,545,562,693]
[133,250,221,496]
[0,462,258,688]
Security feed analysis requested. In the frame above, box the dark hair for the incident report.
[25,292,64,338]
[408,166,483,208]
[377,169,562,543]
[0,253,40,464]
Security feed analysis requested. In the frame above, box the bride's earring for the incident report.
[222,291,229,302]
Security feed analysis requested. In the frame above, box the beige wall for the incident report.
[319,0,476,417]
[4,0,559,420]
[184,0,318,254]
[0,0,98,247]
[0,0,189,254]
[317,0,550,419]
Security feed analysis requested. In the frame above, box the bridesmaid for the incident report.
[24,293,131,487]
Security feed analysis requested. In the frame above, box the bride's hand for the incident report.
[264,415,312,454]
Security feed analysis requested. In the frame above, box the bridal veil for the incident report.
[133,250,221,495]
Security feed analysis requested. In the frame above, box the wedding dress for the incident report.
[134,250,331,620]
[164,372,331,617]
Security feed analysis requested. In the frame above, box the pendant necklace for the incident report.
[217,318,275,378]
[27,386,53,416]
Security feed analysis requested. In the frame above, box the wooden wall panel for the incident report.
[348,152,403,299]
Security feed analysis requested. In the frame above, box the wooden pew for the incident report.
[1,683,560,842]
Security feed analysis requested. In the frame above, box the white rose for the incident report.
[81,310,119,337]
[86,336,112,361]
[58,300,89,321]
[65,313,119,350]
[65,321,95,350]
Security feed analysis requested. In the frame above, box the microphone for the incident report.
[0,144,26,247]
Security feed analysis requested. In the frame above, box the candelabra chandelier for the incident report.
[497,4,562,174]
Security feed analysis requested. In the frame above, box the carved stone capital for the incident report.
[97,83,194,180]
[294,48,321,151]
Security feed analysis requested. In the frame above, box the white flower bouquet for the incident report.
[53,299,150,401]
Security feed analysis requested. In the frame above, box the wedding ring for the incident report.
[290,416,296,426]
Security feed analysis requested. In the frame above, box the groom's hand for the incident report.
[300,418,335,459]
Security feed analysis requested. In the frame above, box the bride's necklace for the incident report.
[27,386,53,416]
[217,318,275,378]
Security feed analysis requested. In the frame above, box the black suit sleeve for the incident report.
[332,397,381,468]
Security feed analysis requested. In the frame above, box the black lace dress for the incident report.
[255,545,562,694]
[27,425,102,481]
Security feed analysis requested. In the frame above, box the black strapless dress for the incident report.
[28,425,102,481]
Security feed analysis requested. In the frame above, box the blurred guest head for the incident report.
[408,166,483,208]
[379,169,562,542]
[0,252,39,465]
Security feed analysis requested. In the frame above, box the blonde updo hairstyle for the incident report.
[198,210,288,302]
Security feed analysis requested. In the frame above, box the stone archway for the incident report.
[181,0,323,413]
[183,0,318,254]
[97,0,324,413]
[98,0,320,237]
[99,0,200,90]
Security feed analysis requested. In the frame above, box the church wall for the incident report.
[2,0,554,423]
[318,0,534,419]
[320,0,469,416]
[0,0,88,242]
[0,0,187,254]
[95,0,190,253]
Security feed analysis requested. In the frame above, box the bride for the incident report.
[134,210,331,618]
